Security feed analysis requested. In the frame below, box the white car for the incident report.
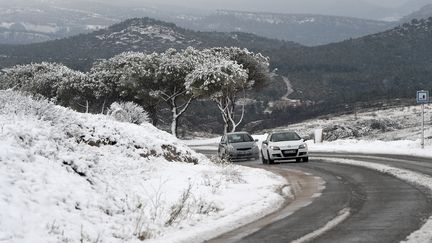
[261,131,308,164]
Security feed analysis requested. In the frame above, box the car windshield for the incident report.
[227,133,254,143]
[270,132,301,142]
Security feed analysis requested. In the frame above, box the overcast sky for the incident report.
[4,0,432,20]
[144,0,408,8]
[105,0,432,19]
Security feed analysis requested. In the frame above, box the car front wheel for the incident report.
[302,157,309,162]
[267,151,275,164]
[261,151,267,164]
[218,149,224,159]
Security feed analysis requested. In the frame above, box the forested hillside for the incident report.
[177,10,394,46]
[0,18,299,71]
[273,17,432,105]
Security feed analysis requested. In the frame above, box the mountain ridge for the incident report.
[0,2,420,46]
[400,4,432,23]
[273,17,432,105]
[175,9,394,46]
[0,17,300,70]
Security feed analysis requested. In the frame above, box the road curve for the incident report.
[208,167,325,243]
[196,149,432,243]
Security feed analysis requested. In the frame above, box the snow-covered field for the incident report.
[277,103,432,157]
[0,90,287,243]
[309,139,432,158]
[273,104,432,142]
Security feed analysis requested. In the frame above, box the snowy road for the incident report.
[194,149,432,243]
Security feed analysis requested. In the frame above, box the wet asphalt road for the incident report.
[197,149,432,243]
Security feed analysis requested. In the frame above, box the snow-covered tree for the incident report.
[91,48,208,137]
[0,47,270,136]
[186,48,270,134]
[1,62,92,111]
[210,47,271,90]
[89,52,160,121]
[151,47,204,137]
[0,70,11,90]
[185,55,249,134]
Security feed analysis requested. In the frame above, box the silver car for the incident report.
[218,132,260,161]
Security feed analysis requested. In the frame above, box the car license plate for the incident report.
[283,150,297,154]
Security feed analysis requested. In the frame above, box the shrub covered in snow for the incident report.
[108,101,150,125]
[322,118,403,141]
[270,105,424,142]
[0,62,94,111]
[0,90,285,243]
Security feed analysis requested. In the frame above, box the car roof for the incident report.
[269,130,298,135]
[226,132,251,135]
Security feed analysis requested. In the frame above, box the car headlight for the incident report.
[270,146,280,150]
[227,145,235,151]
[299,144,307,149]
[252,144,259,151]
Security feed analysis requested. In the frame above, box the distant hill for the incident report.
[174,10,394,46]
[2,1,432,47]
[0,28,53,45]
[3,2,432,47]
[0,17,300,71]
[400,4,432,23]
[0,2,398,46]
[272,17,432,105]
[0,4,116,44]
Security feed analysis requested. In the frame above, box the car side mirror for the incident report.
[262,141,268,145]
[220,141,227,145]
[254,139,259,142]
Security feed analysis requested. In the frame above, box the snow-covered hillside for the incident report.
[400,4,432,24]
[0,90,286,243]
[0,5,116,44]
[372,16,432,39]
[272,104,432,157]
[96,19,191,46]
[271,104,432,142]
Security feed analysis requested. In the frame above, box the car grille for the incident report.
[237,153,252,157]
[237,148,252,151]
[282,149,298,157]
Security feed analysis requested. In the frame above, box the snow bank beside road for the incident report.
[308,139,432,158]
[0,91,286,243]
